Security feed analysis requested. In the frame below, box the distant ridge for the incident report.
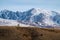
[0,8,60,28]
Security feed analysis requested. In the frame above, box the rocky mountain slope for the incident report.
[0,8,60,28]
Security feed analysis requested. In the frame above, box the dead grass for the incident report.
[0,26,60,40]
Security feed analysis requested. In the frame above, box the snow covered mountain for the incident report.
[0,8,60,28]
[0,18,18,26]
[0,18,32,27]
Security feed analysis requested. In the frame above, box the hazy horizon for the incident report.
[0,0,60,11]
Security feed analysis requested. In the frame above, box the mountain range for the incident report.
[0,8,60,28]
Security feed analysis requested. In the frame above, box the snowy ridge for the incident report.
[0,18,33,27]
[0,18,18,26]
[0,8,60,28]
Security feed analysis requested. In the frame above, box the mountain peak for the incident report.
[0,8,60,27]
[30,8,52,16]
[30,8,42,15]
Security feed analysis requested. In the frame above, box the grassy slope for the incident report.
[0,26,60,40]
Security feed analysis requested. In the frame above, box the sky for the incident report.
[0,0,60,11]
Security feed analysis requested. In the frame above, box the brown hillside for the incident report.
[0,26,60,40]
